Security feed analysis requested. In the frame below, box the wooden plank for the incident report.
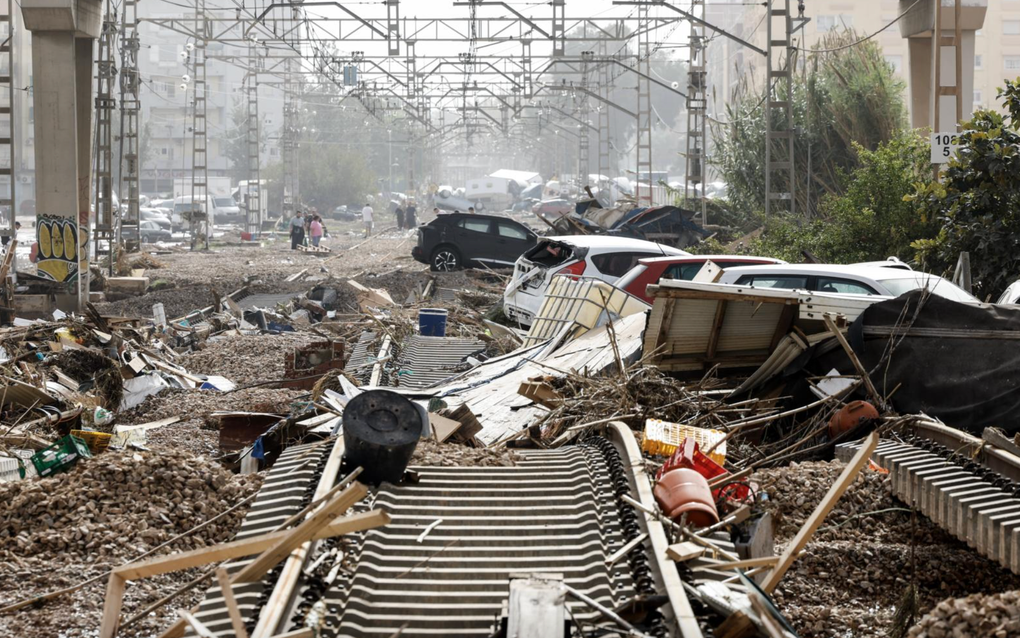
[215,568,250,638]
[113,509,389,581]
[761,432,879,593]
[234,483,367,583]
[704,300,728,360]
[605,532,648,566]
[250,436,348,638]
[666,541,705,563]
[178,609,217,638]
[690,555,780,572]
[100,574,126,638]
[823,314,886,411]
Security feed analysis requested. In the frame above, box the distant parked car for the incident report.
[503,236,687,326]
[139,208,172,231]
[617,254,786,303]
[532,198,573,218]
[122,220,173,244]
[331,205,359,222]
[718,264,978,303]
[412,212,538,272]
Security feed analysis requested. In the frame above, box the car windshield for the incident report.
[877,274,978,303]
[214,198,234,207]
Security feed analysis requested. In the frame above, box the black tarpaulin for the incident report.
[842,290,1020,435]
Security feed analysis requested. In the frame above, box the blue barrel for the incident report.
[419,308,448,337]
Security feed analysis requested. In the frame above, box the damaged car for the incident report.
[412,212,538,271]
[718,264,979,303]
[503,235,687,326]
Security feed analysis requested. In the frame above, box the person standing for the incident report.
[361,203,374,238]
[405,201,417,228]
[289,211,305,250]
[309,215,324,247]
[394,202,405,230]
[467,206,476,214]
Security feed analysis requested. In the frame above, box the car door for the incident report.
[453,218,497,265]
[493,221,535,265]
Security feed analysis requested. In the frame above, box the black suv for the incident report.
[412,213,538,271]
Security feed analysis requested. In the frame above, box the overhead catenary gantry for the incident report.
[124,0,744,214]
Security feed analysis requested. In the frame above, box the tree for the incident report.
[910,79,1020,299]
[224,98,253,184]
[714,30,907,217]
[750,132,936,263]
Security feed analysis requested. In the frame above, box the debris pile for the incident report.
[410,438,519,467]
[909,591,1020,638]
[0,450,262,559]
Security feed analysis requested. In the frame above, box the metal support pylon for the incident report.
[684,0,707,224]
[0,0,15,246]
[634,3,653,205]
[386,0,400,56]
[118,0,140,249]
[94,9,117,268]
[597,38,612,194]
[551,0,565,56]
[577,50,592,190]
[282,57,296,221]
[765,0,795,216]
[245,44,262,238]
[189,0,209,250]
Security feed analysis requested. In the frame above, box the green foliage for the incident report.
[749,132,936,263]
[714,31,907,216]
[911,78,1020,298]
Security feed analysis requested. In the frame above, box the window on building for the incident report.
[1005,21,1020,35]
[27,107,32,124]
[885,55,903,73]
[817,14,852,32]
[974,90,983,106]
[1006,56,1020,71]
[975,54,983,70]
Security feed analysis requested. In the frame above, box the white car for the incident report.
[997,281,1020,305]
[503,235,688,326]
[718,264,978,303]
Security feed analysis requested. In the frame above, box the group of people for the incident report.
[289,210,328,250]
[393,201,418,230]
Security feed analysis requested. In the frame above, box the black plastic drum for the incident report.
[343,389,424,485]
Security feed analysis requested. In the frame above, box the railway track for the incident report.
[837,419,1020,576]
[181,423,701,638]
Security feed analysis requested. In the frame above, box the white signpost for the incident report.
[931,132,960,163]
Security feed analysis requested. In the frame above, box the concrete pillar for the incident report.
[899,0,987,131]
[20,0,100,311]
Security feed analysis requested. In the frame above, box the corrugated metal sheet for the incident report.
[237,292,301,310]
[346,331,380,384]
[396,335,486,389]
[414,313,646,444]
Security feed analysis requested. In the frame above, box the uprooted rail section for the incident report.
[178,424,701,637]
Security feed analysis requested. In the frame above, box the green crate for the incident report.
[31,435,92,478]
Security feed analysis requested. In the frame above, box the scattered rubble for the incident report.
[410,438,520,467]
[0,449,261,559]
[909,590,1020,638]
[0,230,1015,638]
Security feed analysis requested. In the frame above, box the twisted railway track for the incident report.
[180,423,701,638]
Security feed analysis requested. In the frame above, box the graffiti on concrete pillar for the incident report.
[36,215,81,283]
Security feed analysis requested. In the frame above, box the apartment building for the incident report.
[136,12,284,195]
[1,1,285,208]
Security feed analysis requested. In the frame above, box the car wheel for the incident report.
[430,246,461,272]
